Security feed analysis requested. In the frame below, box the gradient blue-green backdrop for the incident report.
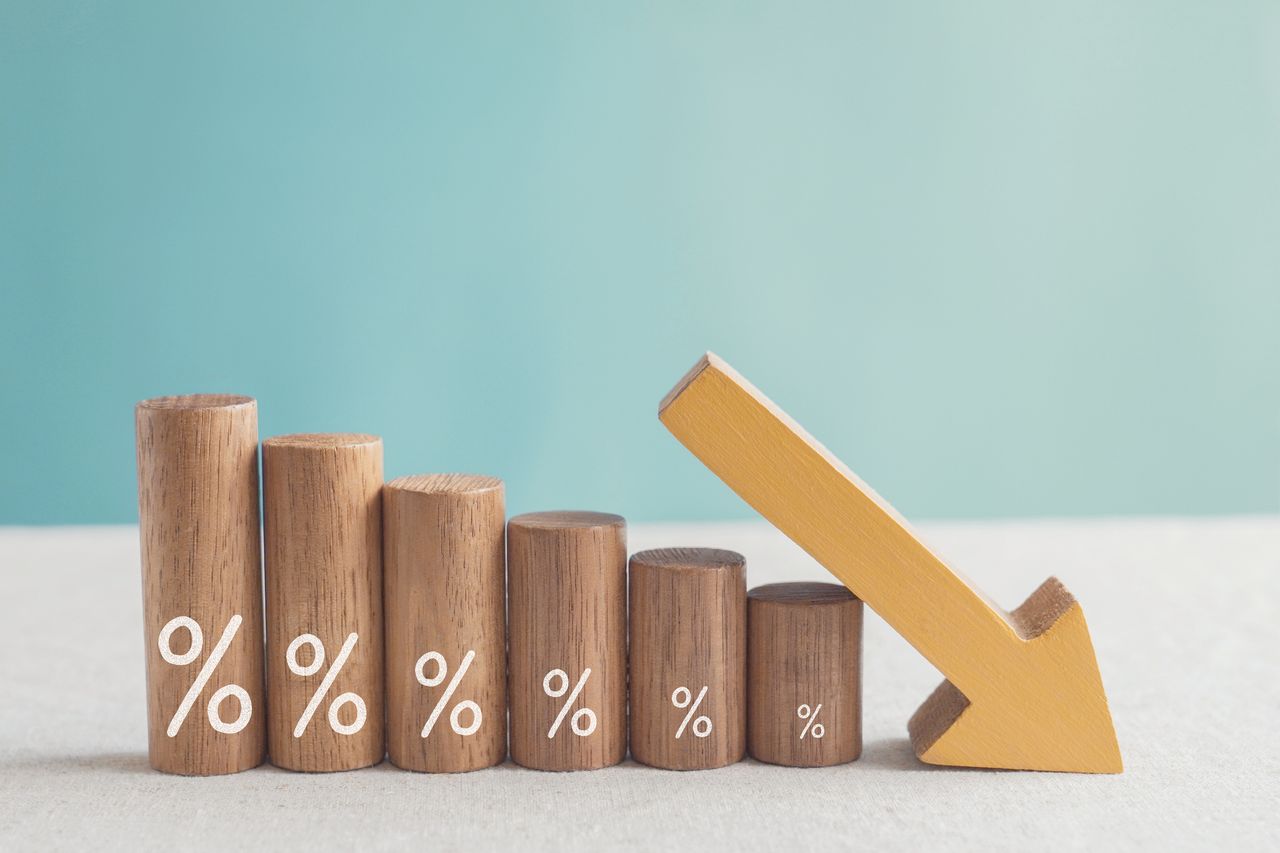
[3,2,1278,525]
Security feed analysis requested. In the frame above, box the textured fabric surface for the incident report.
[1,519,1276,851]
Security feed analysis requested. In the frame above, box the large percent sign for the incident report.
[671,685,712,739]
[415,649,482,738]
[797,703,824,740]
[158,614,252,737]
[542,668,597,738]
[287,632,366,737]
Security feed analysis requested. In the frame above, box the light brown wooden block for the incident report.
[263,433,385,772]
[660,353,1123,773]
[629,548,746,771]
[136,394,266,776]
[507,511,627,771]
[747,582,862,767]
[384,474,507,773]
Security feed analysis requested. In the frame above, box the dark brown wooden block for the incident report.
[747,582,862,767]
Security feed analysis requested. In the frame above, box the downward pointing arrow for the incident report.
[660,353,1122,773]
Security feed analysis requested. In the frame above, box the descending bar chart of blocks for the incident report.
[132,352,1120,778]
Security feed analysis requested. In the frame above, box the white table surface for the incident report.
[1,518,1276,851]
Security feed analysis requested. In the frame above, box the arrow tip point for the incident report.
[908,577,1123,774]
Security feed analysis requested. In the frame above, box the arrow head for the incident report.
[908,577,1123,773]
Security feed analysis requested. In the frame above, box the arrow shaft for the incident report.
[660,357,1019,694]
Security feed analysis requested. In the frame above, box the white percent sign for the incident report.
[415,649,482,738]
[158,614,252,737]
[671,685,712,739]
[542,668,597,738]
[797,703,825,739]
[287,632,366,737]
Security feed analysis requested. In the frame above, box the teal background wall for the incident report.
[3,2,1278,525]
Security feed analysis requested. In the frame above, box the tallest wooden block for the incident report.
[136,394,266,776]
[660,353,1122,773]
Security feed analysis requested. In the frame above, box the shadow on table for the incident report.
[0,740,971,777]
[853,737,927,771]
[858,737,1005,773]
[1,752,151,775]
[462,738,933,773]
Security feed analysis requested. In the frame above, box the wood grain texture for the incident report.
[747,582,861,767]
[136,394,266,776]
[629,548,746,770]
[660,353,1122,773]
[384,474,507,773]
[263,433,384,772]
[507,511,627,771]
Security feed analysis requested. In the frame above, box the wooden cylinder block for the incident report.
[384,474,507,773]
[263,433,385,772]
[507,511,627,771]
[747,582,863,767]
[629,548,747,770]
[136,394,266,776]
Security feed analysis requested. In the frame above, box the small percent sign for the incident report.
[415,649,482,738]
[797,704,824,740]
[543,668,597,738]
[660,353,1122,773]
[158,614,252,736]
[286,632,366,737]
[671,686,712,739]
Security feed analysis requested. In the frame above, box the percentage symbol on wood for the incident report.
[670,686,713,739]
[415,649,482,738]
[542,668,597,738]
[797,703,825,739]
[158,614,252,737]
[286,632,366,737]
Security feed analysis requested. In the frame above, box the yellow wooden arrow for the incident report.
[660,353,1121,773]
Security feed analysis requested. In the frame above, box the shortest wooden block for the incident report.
[747,582,862,767]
